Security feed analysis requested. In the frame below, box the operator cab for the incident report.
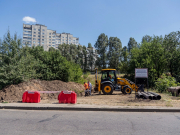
[101,69,117,84]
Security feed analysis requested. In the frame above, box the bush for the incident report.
[155,73,178,93]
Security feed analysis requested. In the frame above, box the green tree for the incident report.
[130,36,166,86]
[49,47,56,52]
[142,35,152,43]
[0,30,22,87]
[127,37,138,52]
[119,46,129,74]
[88,43,92,48]
[94,33,108,68]
[108,37,122,70]
[163,32,180,77]
[77,45,83,68]
[87,48,95,71]
[82,46,88,72]
[70,44,78,63]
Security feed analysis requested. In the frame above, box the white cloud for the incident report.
[22,16,36,23]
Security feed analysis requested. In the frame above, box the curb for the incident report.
[1,106,180,112]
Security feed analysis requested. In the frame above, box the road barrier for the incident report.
[22,91,40,103]
[58,91,77,104]
[22,90,77,104]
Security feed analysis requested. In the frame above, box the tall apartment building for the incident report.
[23,24,80,51]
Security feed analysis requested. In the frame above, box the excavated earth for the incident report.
[0,79,85,103]
[1,79,180,107]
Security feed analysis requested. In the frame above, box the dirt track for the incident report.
[1,79,180,107]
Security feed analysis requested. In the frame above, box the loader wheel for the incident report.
[123,86,132,94]
[102,84,113,95]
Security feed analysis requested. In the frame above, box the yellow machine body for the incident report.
[94,68,141,95]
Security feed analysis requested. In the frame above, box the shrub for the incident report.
[155,73,178,93]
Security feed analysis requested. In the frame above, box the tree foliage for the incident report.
[108,37,122,70]
[127,37,138,52]
[0,31,83,90]
[94,33,108,68]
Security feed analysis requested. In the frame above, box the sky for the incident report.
[0,0,180,47]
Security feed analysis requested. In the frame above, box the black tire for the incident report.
[102,84,114,95]
[123,86,132,94]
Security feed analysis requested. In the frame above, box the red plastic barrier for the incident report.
[22,91,40,103]
[58,91,77,104]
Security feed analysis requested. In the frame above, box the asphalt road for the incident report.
[0,110,180,135]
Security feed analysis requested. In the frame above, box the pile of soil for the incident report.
[0,79,85,103]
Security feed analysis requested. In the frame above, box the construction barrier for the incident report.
[22,91,40,103]
[58,91,77,104]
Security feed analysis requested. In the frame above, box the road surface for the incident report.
[0,110,180,135]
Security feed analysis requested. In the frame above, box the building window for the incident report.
[52,42,55,44]
[38,29,40,31]
[34,32,36,34]
[42,29,45,31]
[62,39,64,41]
[49,33,51,35]
[62,37,64,38]
[49,42,51,43]
[49,36,51,38]
[23,34,32,36]
[53,36,55,38]
[52,39,55,41]
[33,35,36,37]
[38,39,40,41]
[33,41,36,43]
[38,42,40,44]
[49,39,51,41]
[24,30,32,33]
[33,38,36,40]
[69,40,71,41]
[42,33,44,35]
[42,39,44,41]
[42,36,44,38]
[42,42,44,44]
[38,35,40,37]
[34,28,36,30]
[38,32,40,34]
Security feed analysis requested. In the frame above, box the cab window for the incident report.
[101,71,108,80]
[109,71,115,79]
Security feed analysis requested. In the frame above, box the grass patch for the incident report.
[2,101,8,103]
[165,101,173,107]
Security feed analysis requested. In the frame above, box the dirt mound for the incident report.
[0,79,85,103]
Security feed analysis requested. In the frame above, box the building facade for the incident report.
[23,24,80,51]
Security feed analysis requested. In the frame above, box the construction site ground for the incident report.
[0,79,180,107]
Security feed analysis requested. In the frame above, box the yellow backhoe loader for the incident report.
[94,68,144,95]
